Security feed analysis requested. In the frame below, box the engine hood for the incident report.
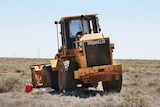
[80,33,104,41]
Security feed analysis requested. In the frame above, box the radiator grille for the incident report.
[85,39,111,67]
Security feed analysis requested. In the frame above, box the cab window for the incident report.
[69,19,89,38]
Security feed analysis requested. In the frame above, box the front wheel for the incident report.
[31,69,37,88]
[102,75,122,92]
[58,60,77,92]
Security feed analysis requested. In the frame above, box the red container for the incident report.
[25,83,33,93]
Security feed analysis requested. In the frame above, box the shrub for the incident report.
[148,78,160,92]
[148,78,160,87]
[131,80,139,86]
[118,89,150,107]
[0,73,23,92]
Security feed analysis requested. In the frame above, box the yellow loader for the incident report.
[30,14,122,92]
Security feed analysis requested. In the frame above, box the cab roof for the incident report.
[60,14,98,22]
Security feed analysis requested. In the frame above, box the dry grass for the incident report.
[0,58,160,107]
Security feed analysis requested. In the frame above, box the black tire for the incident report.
[42,66,58,90]
[102,75,122,92]
[31,69,37,88]
[115,75,122,92]
[102,81,110,92]
[58,60,77,92]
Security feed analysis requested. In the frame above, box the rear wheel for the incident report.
[102,75,122,92]
[31,69,37,88]
[42,66,58,90]
[58,60,77,92]
[114,75,122,92]
[102,81,110,92]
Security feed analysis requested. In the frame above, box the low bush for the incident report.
[148,78,160,86]
[118,89,150,107]
[0,73,23,92]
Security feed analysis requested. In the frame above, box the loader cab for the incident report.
[59,14,101,55]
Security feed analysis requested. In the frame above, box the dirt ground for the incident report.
[0,58,160,107]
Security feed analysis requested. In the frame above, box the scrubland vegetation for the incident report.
[0,58,159,107]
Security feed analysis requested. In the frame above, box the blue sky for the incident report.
[0,0,160,59]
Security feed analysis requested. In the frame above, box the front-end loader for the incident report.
[30,14,122,92]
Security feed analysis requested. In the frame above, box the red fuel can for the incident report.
[25,83,33,93]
